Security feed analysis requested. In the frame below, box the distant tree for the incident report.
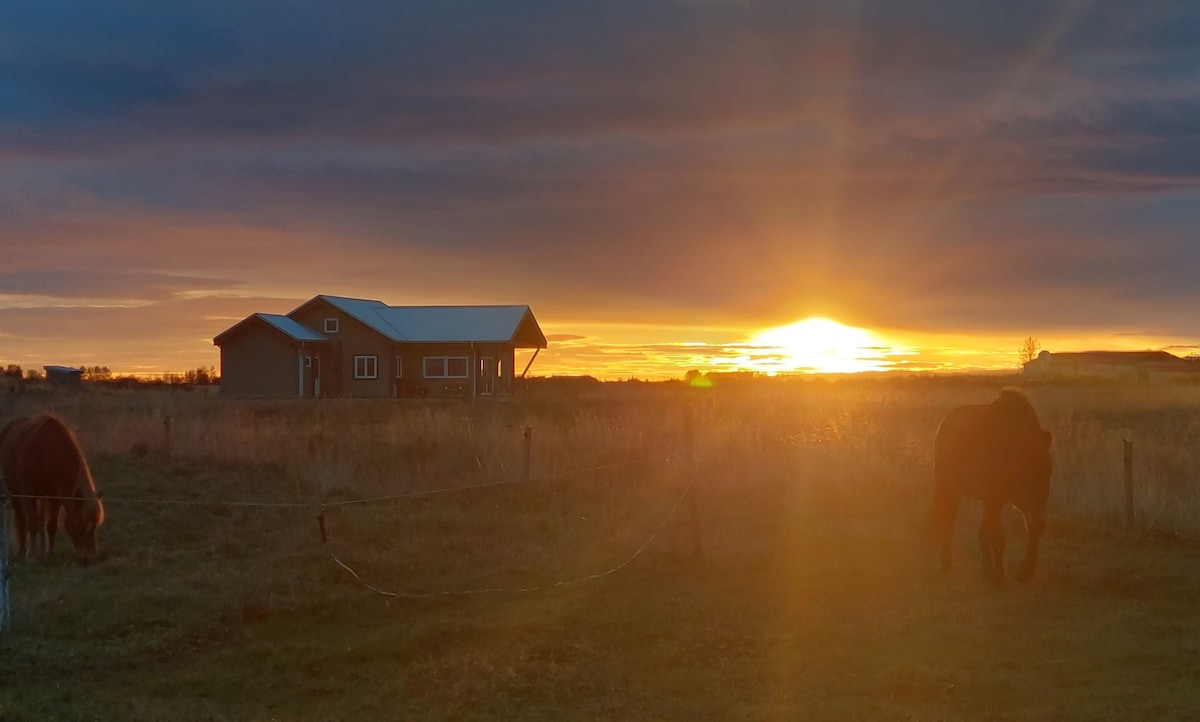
[81,365,112,381]
[183,366,217,385]
[24,368,44,382]
[3,364,22,379]
[1018,336,1041,367]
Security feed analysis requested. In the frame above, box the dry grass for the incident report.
[4,378,1200,719]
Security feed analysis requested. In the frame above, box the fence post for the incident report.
[163,415,172,456]
[1,494,10,638]
[523,426,533,479]
[1123,439,1134,529]
[684,403,703,559]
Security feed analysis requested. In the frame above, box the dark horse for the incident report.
[0,413,105,561]
[931,390,1052,584]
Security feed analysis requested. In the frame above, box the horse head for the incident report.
[1018,429,1054,512]
[64,482,105,563]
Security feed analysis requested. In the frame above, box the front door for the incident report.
[478,357,496,395]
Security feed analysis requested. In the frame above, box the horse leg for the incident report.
[991,510,1007,580]
[14,497,34,559]
[932,489,960,572]
[1015,512,1045,584]
[8,499,25,560]
[35,498,49,559]
[979,503,1005,584]
[43,500,61,559]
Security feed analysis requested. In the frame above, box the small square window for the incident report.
[324,318,339,333]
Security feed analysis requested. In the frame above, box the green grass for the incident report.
[6,381,1200,719]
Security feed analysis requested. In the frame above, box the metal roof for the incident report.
[43,365,82,375]
[213,313,326,345]
[314,295,545,346]
[376,306,535,343]
[256,314,326,342]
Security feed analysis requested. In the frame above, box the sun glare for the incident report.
[747,317,887,374]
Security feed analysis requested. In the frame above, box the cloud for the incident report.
[2,0,1200,375]
[0,269,242,303]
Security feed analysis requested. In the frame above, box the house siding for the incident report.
[290,300,394,398]
[219,324,302,398]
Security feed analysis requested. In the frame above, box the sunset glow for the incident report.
[2,3,1200,383]
[745,318,890,374]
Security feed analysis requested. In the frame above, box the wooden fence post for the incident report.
[523,426,533,479]
[163,415,172,456]
[1123,439,1134,529]
[1,494,10,638]
[684,403,703,559]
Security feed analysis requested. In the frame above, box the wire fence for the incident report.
[0,450,696,636]
[331,473,694,599]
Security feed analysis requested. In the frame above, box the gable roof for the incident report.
[297,295,547,347]
[214,313,326,346]
[43,365,82,375]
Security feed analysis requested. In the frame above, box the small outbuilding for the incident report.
[43,365,83,391]
[214,295,548,399]
[1022,350,1200,384]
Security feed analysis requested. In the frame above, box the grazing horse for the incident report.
[931,390,1052,584]
[0,413,105,561]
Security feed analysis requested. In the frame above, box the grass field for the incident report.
[4,378,1200,720]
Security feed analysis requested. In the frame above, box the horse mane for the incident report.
[990,388,1044,431]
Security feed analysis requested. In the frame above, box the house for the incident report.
[1022,350,1200,384]
[213,295,547,398]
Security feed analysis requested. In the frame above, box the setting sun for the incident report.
[746,318,889,374]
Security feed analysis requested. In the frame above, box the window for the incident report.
[423,356,469,379]
[304,356,312,368]
[353,355,378,379]
[324,318,339,333]
[395,356,403,378]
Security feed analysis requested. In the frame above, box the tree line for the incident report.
[3,364,219,388]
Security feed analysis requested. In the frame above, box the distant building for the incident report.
[1022,350,1200,384]
[43,365,83,391]
[213,295,547,399]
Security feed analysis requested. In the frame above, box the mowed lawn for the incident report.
[4,448,1200,722]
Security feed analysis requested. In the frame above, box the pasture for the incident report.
[4,378,1200,720]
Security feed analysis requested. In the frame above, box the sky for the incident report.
[3,0,1200,379]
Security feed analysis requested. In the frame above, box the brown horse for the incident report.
[0,413,105,561]
[931,390,1052,584]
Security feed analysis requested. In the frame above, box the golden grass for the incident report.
[4,378,1200,719]
[5,377,1200,529]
